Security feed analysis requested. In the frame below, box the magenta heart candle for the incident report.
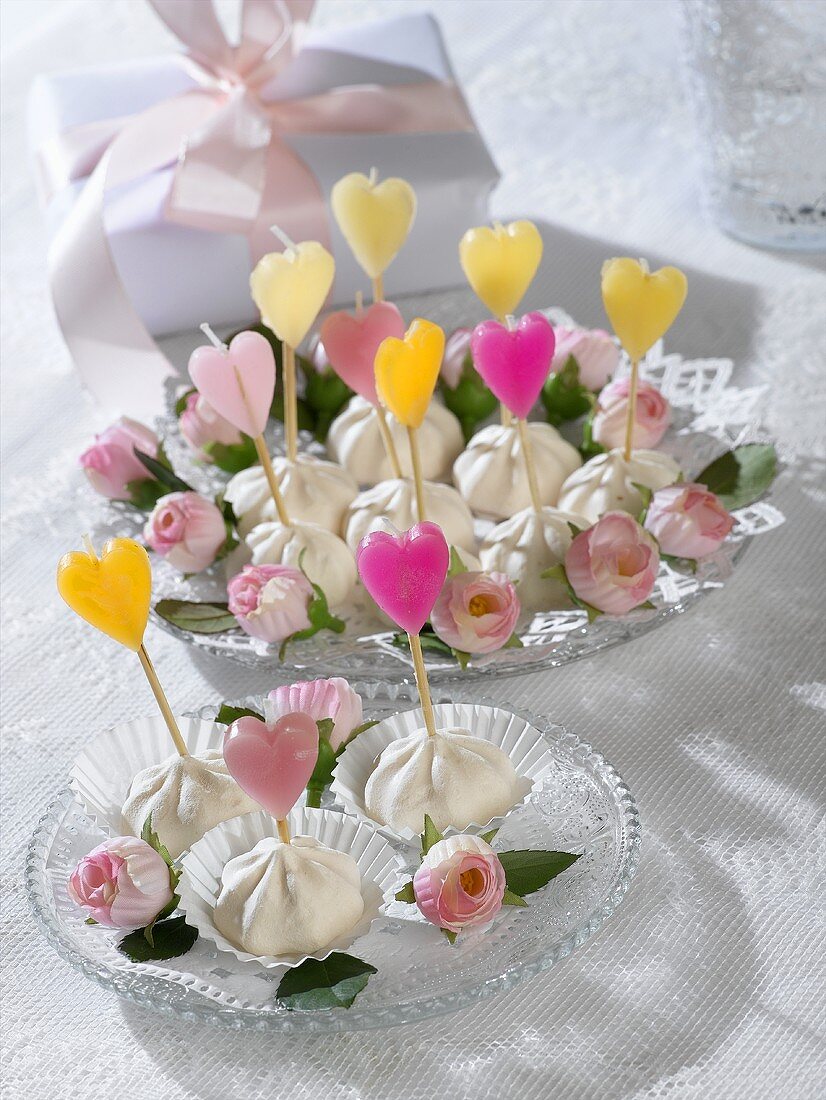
[189,330,276,438]
[319,301,405,405]
[223,712,319,821]
[356,522,449,634]
[470,312,556,420]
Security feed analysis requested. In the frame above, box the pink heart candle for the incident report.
[319,301,405,405]
[223,712,319,821]
[189,330,276,438]
[356,521,449,634]
[470,312,556,419]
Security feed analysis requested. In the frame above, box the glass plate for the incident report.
[86,333,784,682]
[26,682,640,1033]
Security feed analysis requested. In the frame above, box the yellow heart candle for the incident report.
[374,318,445,522]
[57,536,188,756]
[250,231,335,460]
[331,169,417,302]
[601,257,687,460]
[459,220,543,321]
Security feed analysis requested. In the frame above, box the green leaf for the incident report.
[394,881,416,904]
[390,629,453,657]
[502,632,523,650]
[125,477,168,511]
[278,576,346,660]
[498,850,581,897]
[442,929,458,945]
[203,435,258,474]
[421,814,444,856]
[276,952,377,1010]
[579,411,606,461]
[118,916,198,963]
[216,703,263,725]
[140,814,176,872]
[695,444,777,510]
[84,916,98,926]
[174,388,196,417]
[660,552,698,574]
[479,828,499,844]
[452,647,471,670]
[447,546,470,578]
[343,719,378,745]
[306,724,337,799]
[155,598,236,634]
[540,563,567,582]
[502,888,529,907]
[542,356,594,425]
[133,448,193,494]
[439,364,498,442]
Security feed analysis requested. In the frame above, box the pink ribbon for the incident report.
[47,0,477,417]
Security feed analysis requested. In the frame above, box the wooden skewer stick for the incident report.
[516,418,543,514]
[623,359,639,463]
[276,818,292,845]
[406,425,427,523]
[136,645,189,757]
[407,632,437,738]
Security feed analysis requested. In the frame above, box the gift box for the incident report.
[29,0,499,416]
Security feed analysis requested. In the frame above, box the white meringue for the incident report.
[453,422,582,519]
[328,396,464,485]
[343,478,476,555]
[213,835,364,957]
[479,506,590,613]
[245,520,356,606]
[364,726,523,834]
[121,751,259,860]
[556,447,681,524]
[224,454,358,537]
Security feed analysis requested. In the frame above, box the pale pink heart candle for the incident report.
[320,301,405,405]
[470,312,556,419]
[189,331,275,438]
[223,712,319,825]
[356,521,450,634]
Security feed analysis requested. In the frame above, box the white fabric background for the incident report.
[2,2,825,1098]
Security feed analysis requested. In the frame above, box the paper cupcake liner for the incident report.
[330,702,545,847]
[70,714,224,839]
[177,807,404,969]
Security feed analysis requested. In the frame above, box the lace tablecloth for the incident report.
[2,2,824,1098]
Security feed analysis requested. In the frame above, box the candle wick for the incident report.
[200,323,228,352]
[270,224,296,251]
[82,533,98,562]
[638,257,650,275]
[368,166,378,187]
[505,314,517,331]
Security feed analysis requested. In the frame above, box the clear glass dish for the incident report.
[26,683,641,1032]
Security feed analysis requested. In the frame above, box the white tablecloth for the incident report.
[2,2,825,1098]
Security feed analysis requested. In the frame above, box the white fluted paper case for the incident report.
[331,703,550,846]
[177,807,404,969]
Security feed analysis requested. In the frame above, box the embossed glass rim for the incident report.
[25,682,642,1033]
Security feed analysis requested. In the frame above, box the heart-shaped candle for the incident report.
[374,319,445,428]
[470,312,556,419]
[189,330,275,438]
[356,522,449,634]
[331,172,417,279]
[57,537,151,651]
[250,240,335,349]
[223,712,319,821]
[601,258,687,362]
[320,301,405,405]
[459,221,543,319]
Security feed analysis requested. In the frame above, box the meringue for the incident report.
[480,506,590,612]
[121,751,259,860]
[245,520,356,606]
[213,835,364,958]
[453,422,581,519]
[328,396,464,485]
[556,448,681,524]
[364,726,523,834]
[343,478,476,555]
[224,454,358,537]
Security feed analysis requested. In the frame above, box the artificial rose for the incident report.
[591,377,671,450]
[551,327,619,391]
[179,392,243,462]
[79,417,159,500]
[413,834,506,934]
[430,571,520,655]
[227,563,314,642]
[67,836,173,930]
[565,511,660,615]
[645,482,735,558]
[441,327,472,389]
[144,491,227,573]
[268,677,363,751]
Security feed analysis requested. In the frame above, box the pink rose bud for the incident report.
[430,571,520,655]
[551,327,619,391]
[79,417,159,500]
[179,391,243,462]
[268,677,363,751]
[644,482,734,558]
[413,834,506,934]
[591,377,671,450]
[227,563,314,642]
[144,491,227,573]
[67,836,173,930]
[565,511,660,615]
[441,327,472,389]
